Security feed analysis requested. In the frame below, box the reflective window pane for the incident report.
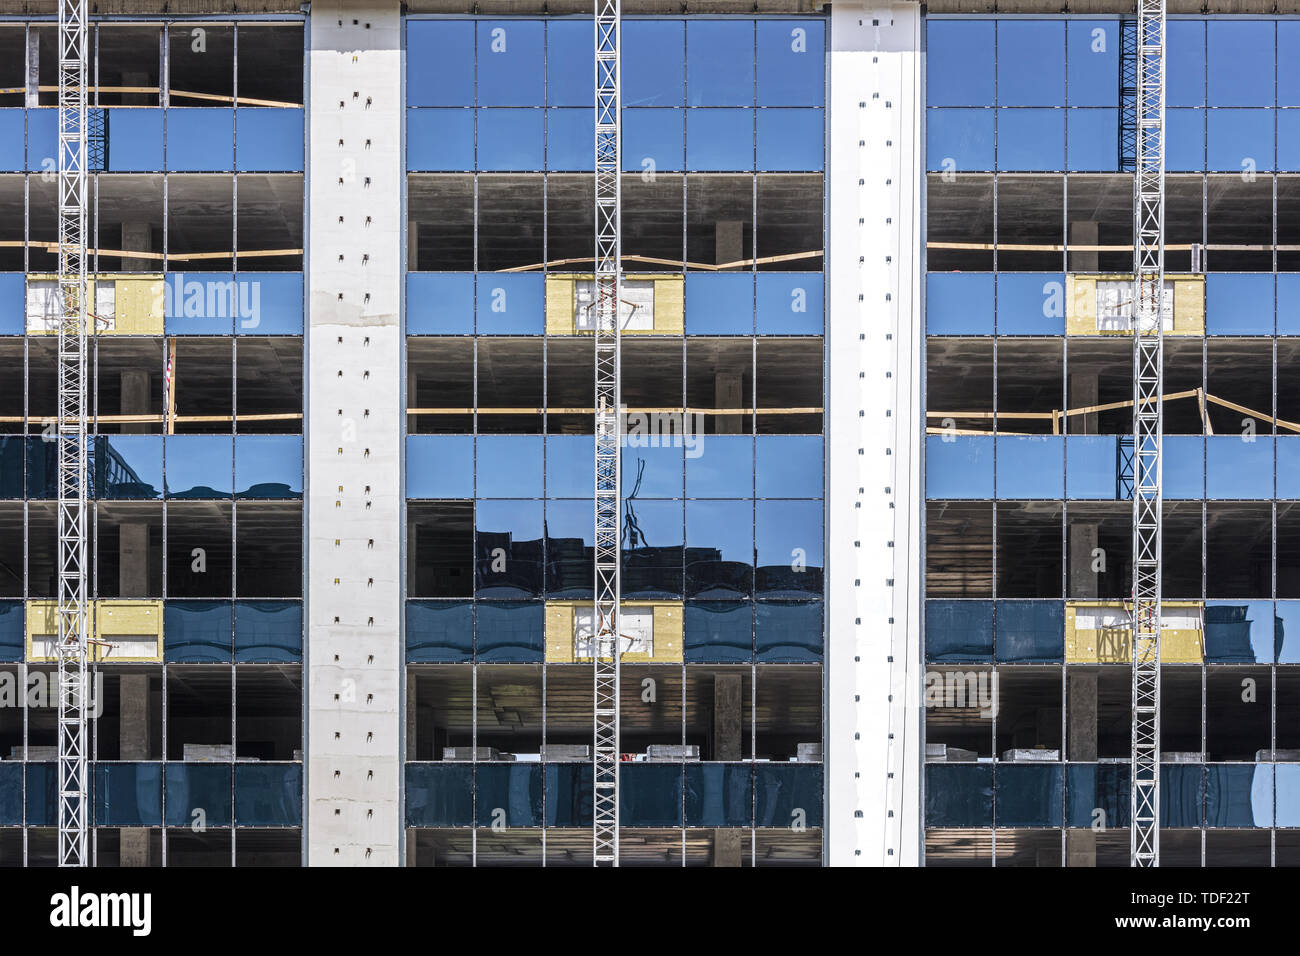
[234,435,302,499]
[996,21,1064,107]
[755,600,821,662]
[927,21,994,107]
[686,21,754,107]
[926,109,994,173]
[475,499,543,598]
[686,499,752,599]
[996,601,1063,663]
[476,435,543,498]
[166,435,232,498]
[476,21,543,107]
[624,20,684,107]
[1205,600,1276,664]
[757,20,823,107]
[754,499,822,597]
[475,601,544,662]
[406,600,473,663]
[407,21,475,106]
[1167,20,1206,108]
[1207,20,1274,107]
[684,601,753,662]
[1066,20,1118,107]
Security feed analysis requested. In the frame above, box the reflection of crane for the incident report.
[623,458,646,550]
[94,441,145,494]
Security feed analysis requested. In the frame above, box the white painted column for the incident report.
[307,0,403,866]
[826,2,923,867]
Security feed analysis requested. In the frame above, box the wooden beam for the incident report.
[0,412,302,425]
[500,250,823,273]
[11,241,302,262]
[406,406,823,416]
[166,338,177,436]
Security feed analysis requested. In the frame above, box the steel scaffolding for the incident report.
[592,0,623,867]
[1130,0,1166,868]
[56,0,91,868]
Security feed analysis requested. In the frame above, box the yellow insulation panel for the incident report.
[1173,278,1205,334]
[1066,274,1204,337]
[26,599,164,663]
[545,603,576,664]
[545,273,684,335]
[651,276,684,334]
[544,600,684,664]
[110,277,167,334]
[1065,601,1203,664]
[545,276,575,335]
[25,274,165,335]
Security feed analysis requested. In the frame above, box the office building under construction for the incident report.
[0,0,1293,867]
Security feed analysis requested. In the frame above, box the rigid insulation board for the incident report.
[26,599,164,662]
[26,275,166,335]
[544,601,684,663]
[1065,601,1205,663]
[1066,274,1205,336]
[544,274,684,334]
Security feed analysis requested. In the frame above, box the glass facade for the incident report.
[0,18,304,866]
[925,14,1300,867]
[404,15,826,867]
[15,2,1290,872]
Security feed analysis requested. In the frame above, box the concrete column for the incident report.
[1070,369,1099,436]
[307,0,403,866]
[1066,828,1097,868]
[1068,220,1099,273]
[407,364,419,436]
[405,671,417,762]
[120,830,152,867]
[407,522,418,595]
[715,221,743,267]
[120,369,151,436]
[826,2,924,866]
[712,828,743,867]
[120,672,153,867]
[119,522,150,597]
[1068,522,1100,599]
[714,371,744,436]
[25,29,38,108]
[1067,667,1099,762]
[712,674,741,761]
[407,220,419,273]
[120,222,154,274]
[119,674,151,759]
[122,71,151,107]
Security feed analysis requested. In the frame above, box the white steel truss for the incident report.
[592,0,622,867]
[56,0,91,868]
[1130,0,1166,868]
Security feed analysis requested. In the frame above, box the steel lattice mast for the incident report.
[592,0,622,867]
[1130,0,1166,868]
[56,0,91,868]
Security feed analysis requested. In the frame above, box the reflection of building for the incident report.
[1205,605,1255,663]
